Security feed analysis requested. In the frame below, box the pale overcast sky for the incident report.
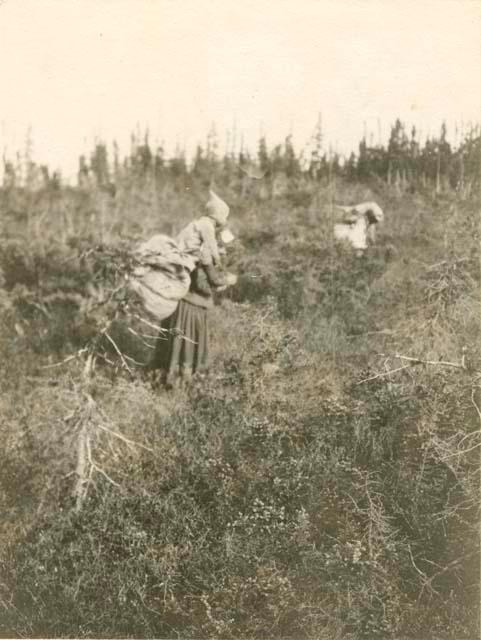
[0,0,480,178]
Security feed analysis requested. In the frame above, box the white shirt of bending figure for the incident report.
[334,216,375,254]
[333,202,383,255]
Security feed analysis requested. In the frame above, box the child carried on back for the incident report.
[176,190,229,269]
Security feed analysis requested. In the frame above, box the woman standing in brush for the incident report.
[151,196,237,388]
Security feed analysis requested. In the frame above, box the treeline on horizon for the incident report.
[2,117,480,197]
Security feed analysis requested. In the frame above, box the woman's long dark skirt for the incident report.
[151,299,209,386]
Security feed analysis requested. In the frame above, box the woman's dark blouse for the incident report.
[183,264,229,309]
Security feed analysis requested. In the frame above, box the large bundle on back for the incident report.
[129,234,196,321]
[128,191,231,321]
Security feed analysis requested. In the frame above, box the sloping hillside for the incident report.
[0,180,479,638]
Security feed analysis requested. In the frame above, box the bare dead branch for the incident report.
[355,364,413,385]
[41,348,89,369]
[455,428,481,449]
[390,353,467,370]
[127,327,156,349]
[86,433,121,487]
[470,387,481,422]
[97,353,117,366]
[91,462,121,488]
[408,545,440,600]
[169,328,198,345]
[378,352,480,373]
[425,257,471,271]
[127,312,169,335]
[418,552,476,598]
[102,330,134,374]
[96,422,154,452]
[441,440,481,460]
[123,352,148,366]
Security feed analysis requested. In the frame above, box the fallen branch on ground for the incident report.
[95,422,154,453]
[40,348,89,369]
[355,364,413,385]
[356,351,480,385]
[357,364,414,385]
[379,353,473,371]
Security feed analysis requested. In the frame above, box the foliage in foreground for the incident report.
[0,179,479,638]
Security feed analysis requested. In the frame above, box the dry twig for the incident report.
[381,353,470,371]
[96,422,154,453]
[41,348,89,369]
[357,351,481,385]
[87,438,121,488]
[355,364,413,385]
[102,330,134,374]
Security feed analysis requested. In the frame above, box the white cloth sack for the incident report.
[128,234,196,320]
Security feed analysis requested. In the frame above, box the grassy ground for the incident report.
[0,177,479,638]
